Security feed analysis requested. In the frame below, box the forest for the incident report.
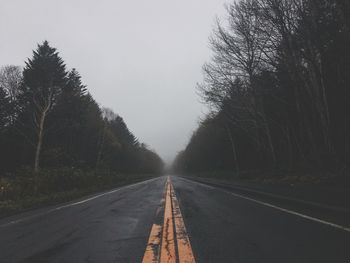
[173,0,350,178]
[0,41,163,212]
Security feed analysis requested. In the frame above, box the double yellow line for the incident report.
[142,177,196,263]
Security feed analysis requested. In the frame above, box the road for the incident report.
[0,176,350,262]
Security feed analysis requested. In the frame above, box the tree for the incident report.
[199,0,277,167]
[0,66,22,124]
[176,0,350,175]
[22,41,67,173]
[96,107,119,169]
[43,68,96,167]
[0,87,12,130]
[0,40,164,176]
[0,65,22,101]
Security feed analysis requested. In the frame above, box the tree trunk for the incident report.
[96,121,107,169]
[285,126,293,171]
[263,114,277,165]
[34,112,46,173]
[226,125,240,177]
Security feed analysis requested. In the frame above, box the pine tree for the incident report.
[22,40,67,172]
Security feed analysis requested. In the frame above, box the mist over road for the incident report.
[0,176,349,263]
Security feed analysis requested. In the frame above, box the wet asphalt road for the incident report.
[0,175,350,263]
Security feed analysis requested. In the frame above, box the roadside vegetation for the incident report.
[0,170,154,217]
[173,0,350,182]
[0,41,163,216]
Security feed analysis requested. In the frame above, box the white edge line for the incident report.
[0,177,160,228]
[179,177,350,233]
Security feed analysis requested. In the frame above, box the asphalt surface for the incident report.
[1,175,350,262]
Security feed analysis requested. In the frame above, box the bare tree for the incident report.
[0,66,22,125]
[0,65,22,100]
[199,0,277,165]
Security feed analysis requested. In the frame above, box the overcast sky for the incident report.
[0,0,228,164]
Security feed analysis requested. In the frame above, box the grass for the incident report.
[0,168,158,218]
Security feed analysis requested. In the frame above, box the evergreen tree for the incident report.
[22,40,67,172]
[0,40,164,176]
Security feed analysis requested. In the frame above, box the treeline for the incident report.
[174,0,350,175]
[0,41,163,176]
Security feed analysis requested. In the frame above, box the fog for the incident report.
[0,0,228,164]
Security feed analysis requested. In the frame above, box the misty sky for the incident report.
[0,0,228,163]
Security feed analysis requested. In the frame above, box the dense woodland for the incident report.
[0,41,163,176]
[174,0,350,176]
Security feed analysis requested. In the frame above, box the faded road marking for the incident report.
[142,223,162,263]
[225,190,350,233]
[160,180,176,263]
[180,177,350,233]
[142,177,196,263]
[170,181,196,263]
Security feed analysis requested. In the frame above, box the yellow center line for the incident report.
[142,177,196,263]
[170,181,196,263]
[160,180,176,263]
[142,223,162,263]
